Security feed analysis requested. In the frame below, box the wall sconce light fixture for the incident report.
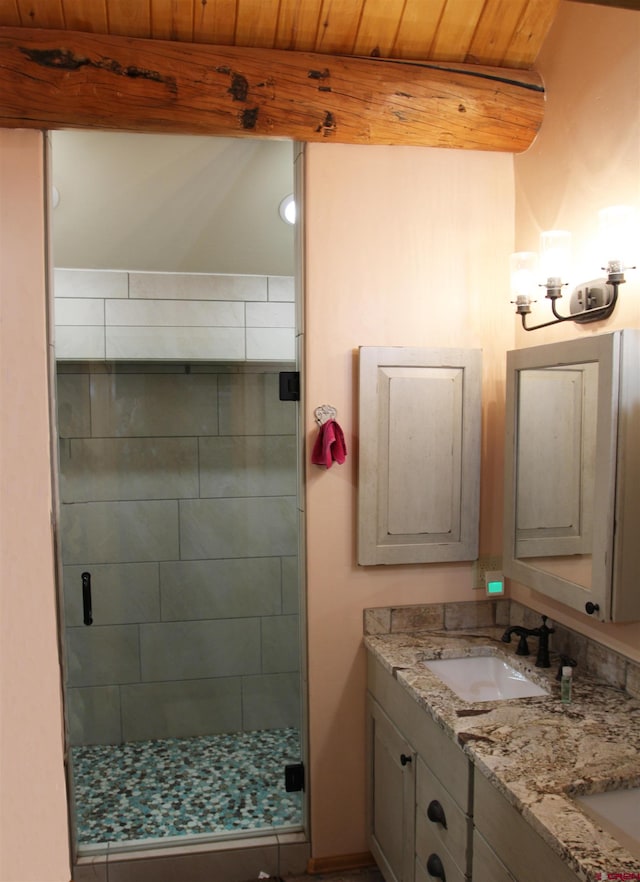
[510,205,636,331]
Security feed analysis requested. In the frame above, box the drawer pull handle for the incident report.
[400,753,412,766]
[426,853,446,881]
[427,799,447,828]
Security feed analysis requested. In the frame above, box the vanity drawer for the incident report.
[415,836,467,882]
[474,771,578,882]
[472,829,516,882]
[416,757,471,873]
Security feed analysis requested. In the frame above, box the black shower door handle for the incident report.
[82,571,93,625]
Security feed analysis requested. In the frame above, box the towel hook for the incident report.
[314,404,337,426]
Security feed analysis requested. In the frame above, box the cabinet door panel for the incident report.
[358,346,481,565]
[386,367,462,537]
[367,696,416,882]
[515,366,595,556]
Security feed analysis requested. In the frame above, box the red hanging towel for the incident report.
[311,419,347,468]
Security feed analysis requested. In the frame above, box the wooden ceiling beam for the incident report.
[566,0,638,8]
[0,27,545,151]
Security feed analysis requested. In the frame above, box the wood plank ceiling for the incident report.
[1,0,562,70]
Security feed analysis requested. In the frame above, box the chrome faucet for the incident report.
[501,615,554,668]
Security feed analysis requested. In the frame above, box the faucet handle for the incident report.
[540,614,555,634]
[556,654,577,680]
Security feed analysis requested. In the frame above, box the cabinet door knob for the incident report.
[427,799,447,828]
[400,753,412,766]
[426,853,446,881]
[585,602,600,615]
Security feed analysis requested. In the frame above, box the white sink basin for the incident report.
[575,787,640,860]
[422,655,548,702]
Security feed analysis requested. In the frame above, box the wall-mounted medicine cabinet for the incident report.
[358,346,482,565]
[504,330,640,622]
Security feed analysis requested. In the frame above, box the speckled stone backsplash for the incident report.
[364,599,640,700]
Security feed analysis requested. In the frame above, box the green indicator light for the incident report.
[487,581,503,594]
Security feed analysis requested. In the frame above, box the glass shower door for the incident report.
[56,360,303,853]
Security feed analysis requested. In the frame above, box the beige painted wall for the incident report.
[303,143,514,857]
[2,3,639,875]
[512,1,640,662]
[0,130,70,881]
[0,131,515,876]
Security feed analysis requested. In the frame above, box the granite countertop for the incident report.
[364,628,640,882]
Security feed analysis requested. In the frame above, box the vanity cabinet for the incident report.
[472,771,578,882]
[367,654,473,882]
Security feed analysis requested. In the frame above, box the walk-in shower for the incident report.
[56,359,304,854]
[51,130,305,859]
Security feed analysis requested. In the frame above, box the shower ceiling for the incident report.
[51,132,295,276]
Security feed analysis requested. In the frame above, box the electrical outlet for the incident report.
[472,554,503,590]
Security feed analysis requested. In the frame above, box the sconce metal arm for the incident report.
[520,278,622,332]
[520,312,573,331]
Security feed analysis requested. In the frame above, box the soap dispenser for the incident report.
[560,666,573,704]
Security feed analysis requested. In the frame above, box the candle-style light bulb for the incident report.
[510,252,539,314]
[540,230,571,289]
[599,205,636,276]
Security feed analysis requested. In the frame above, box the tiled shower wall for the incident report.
[58,363,300,746]
[54,269,295,361]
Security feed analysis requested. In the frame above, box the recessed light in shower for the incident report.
[279,194,296,225]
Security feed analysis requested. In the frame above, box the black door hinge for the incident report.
[284,762,305,792]
[279,371,300,401]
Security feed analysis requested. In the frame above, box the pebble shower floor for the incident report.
[71,728,302,846]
